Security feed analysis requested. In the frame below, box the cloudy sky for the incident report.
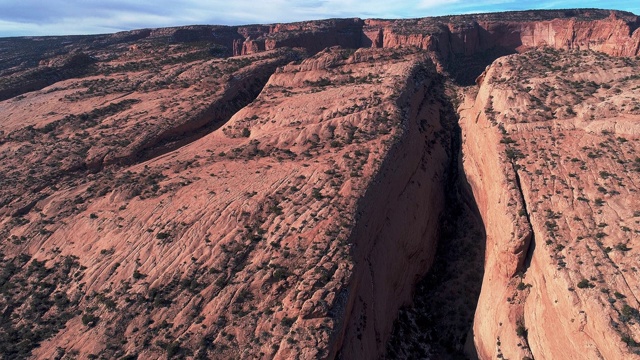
[0,0,638,37]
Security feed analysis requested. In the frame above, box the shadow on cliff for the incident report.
[0,53,98,102]
[127,72,277,165]
[444,47,517,86]
[114,50,305,168]
[385,78,487,359]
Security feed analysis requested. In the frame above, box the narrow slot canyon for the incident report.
[385,168,486,359]
[384,89,487,359]
[329,61,490,359]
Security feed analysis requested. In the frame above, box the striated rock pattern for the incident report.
[0,41,454,358]
[0,47,303,217]
[461,48,640,359]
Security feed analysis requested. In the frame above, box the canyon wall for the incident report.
[230,10,640,64]
[0,43,460,359]
[333,61,452,358]
[459,78,535,360]
[2,9,640,359]
[240,19,365,56]
[460,48,640,359]
[373,12,640,60]
[3,10,638,101]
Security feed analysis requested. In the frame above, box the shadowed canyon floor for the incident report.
[385,129,487,359]
[1,8,640,360]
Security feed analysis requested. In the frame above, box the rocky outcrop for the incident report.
[0,43,455,359]
[333,59,452,359]
[460,48,640,359]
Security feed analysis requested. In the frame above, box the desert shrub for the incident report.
[82,313,100,327]
[577,279,594,289]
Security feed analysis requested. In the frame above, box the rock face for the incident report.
[225,10,640,59]
[0,40,454,358]
[373,10,640,57]
[334,54,453,360]
[226,9,640,83]
[460,48,640,359]
[1,8,640,360]
[4,9,638,96]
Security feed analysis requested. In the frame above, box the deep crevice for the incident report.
[444,47,518,86]
[385,85,486,359]
[127,75,270,165]
[512,164,536,273]
[0,53,97,102]
[113,57,299,167]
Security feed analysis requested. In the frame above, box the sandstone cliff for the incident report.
[229,9,640,84]
[460,48,640,359]
[334,53,453,359]
[3,9,639,100]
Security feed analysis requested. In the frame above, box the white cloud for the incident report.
[0,0,637,36]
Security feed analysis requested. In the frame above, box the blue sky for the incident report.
[0,0,638,37]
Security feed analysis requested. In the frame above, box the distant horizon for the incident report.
[0,1,638,37]
[2,8,637,39]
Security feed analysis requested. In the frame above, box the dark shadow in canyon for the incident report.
[128,71,278,165]
[0,53,97,102]
[116,51,304,167]
[444,47,517,86]
[385,85,486,359]
[513,164,536,273]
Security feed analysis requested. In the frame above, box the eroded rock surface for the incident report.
[0,41,454,358]
[461,48,640,360]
